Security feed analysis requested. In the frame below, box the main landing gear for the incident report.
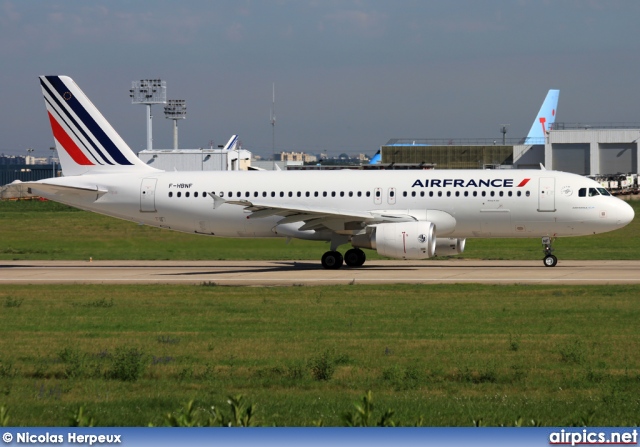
[542,236,558,267]
[321,248,366,269]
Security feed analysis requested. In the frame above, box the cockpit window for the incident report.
[589,188,599,197]
[597,188,611,196]
[578,188,586,197]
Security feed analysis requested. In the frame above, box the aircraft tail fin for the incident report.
[524,89,559,144]
[223,135,239,151]
[40,75,158,176]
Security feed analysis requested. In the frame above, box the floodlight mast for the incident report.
[164,100,187,150]
[129,79,167,150]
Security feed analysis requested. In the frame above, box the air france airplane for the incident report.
[5,76,635,269]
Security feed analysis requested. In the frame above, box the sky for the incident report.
[1,0,639,159]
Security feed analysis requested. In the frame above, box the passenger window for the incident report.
[349,192,353,197]
[517,191,521,197]
[280,192,284,197]
[366,191,371,197]
[438,191,442,197]
[481,191,486,197]
[490,191,495,197]
[288,192,292,197]
[473,191,477,197]
[331,192,336,197]
[507,191,512,197]
[323,192,327,197]
[177,191,182,198]
[429,191,434,197]
[263,192,267,197]
[464,191,468,197]
[499,191,503,197]
[455,191,460,197]
[271,192,275,197]
[390,190,395,197]
[526,191,531,197]
[340,191,344,197]
[314,192,319,197]
[203,192,207,198]
[169,192,173,198]
[297,192,301,197]
[357,192,362,197]
[420,191,425,197]
[237,192,241,197]
[375,190,381,197]
[186,192,190,198]
[446,191,451,197]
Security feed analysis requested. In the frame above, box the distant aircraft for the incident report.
[223,134,239,151]
[3,77,633,269]
[523,89,560,144]
[369,89,560,163]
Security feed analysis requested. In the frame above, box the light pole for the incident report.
[164,99,186,150]
[26,147,34,164]
[129,79,167,150]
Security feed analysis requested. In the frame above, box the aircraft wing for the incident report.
[211,194,416,234]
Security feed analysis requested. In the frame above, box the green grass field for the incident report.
[0,199,639,427]
[1,199,639,261]
[1,284,640,426]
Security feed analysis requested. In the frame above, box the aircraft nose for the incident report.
[616,199,635,227]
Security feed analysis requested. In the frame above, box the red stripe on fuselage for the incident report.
[48,111,94,166]
[517,178,531,187]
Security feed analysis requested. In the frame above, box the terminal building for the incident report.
[379,123,640,175]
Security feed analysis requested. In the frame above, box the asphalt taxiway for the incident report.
[0,259,638,286]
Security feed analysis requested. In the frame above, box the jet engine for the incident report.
[435,238,466,256]
[352,221,436,260]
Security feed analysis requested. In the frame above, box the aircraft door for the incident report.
[538,177,556,212]
[374,187,382,205]
[387,187,396,205]
[140,178,157,212]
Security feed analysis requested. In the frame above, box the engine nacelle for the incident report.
[353,221,436,260]
[435,238,466,256]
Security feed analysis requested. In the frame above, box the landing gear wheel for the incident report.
[543,255,558,267]
[344,248,366,267]
[321,251,343,269]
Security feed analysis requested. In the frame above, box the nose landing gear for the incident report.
[542,236,558,267]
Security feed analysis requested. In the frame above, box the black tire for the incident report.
[543,255,558,267]
[344,248,366,267]
[321,251,343,269]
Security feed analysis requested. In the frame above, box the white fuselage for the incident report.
[38,169,634,241]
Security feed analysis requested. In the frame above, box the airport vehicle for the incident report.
[4,76,634,268]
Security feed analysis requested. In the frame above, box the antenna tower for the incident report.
[499,124,510,145]
[270,83,276,169]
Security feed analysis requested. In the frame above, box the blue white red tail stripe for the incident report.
[43,76,133,166]
[40,75,156,176]
[41,80,107,166]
